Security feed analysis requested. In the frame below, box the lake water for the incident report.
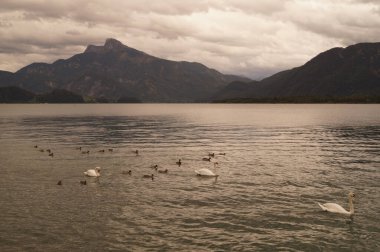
[0,104,379,251]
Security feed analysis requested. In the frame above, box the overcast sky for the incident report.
[0,0,379,79]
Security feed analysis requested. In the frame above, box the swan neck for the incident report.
[349,197,354,214]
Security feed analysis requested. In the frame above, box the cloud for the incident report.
[282,0,380,44]
[0,0,379,79]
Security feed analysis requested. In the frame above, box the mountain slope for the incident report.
[0,86,35,103]
[1,38,248,102]
[214,42,380,101]
[35,89,84,103]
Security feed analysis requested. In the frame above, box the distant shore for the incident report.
[212,96,380,104]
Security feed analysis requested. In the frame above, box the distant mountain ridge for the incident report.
[214,42,380,101]
[1,40,379,103]
[0,38,249,102]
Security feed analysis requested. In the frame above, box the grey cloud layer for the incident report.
[0,0,379,79]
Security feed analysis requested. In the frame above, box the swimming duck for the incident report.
[143,174,154,180]
[176,159,182,167]
[158,169,168,173]
[122,170,132,175]
[150,164,159,170]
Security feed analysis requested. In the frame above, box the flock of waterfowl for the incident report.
[34,145,223,185]
[34,145,54,157]
[34,145,356,219]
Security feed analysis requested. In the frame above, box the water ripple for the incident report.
[0,104,379,251]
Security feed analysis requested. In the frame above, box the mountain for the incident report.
[0,70,13,83]
[35,89,84,103]
[214,42,380,102]
[0,38,249,102]
[0,86,85,103]
[212,80,259,101]
[0,86,35,103]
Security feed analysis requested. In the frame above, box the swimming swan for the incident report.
[318,192,355,216]
[84,167,101,177]
[195,168,218,177]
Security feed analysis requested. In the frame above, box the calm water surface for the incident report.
[0,104,379,251]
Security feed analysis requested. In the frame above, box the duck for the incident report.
[134,150,139,155]
[176,159,182,167]
[57,180,62,185]
[76,147,82,150]
[46,149,51,153]
[218,153,226,156]
[150,164,159,170]
[84,167,101,177]
[80,180,87,185]
[208,153,215,157]
[195,168,218,177]
[318,192,355,217]
[82,150,90,154]
[158,169,168,174]
[48,152,54,157]
[98,149,105,153]
[202,157,211,162]
[143,174,154,180]
[34,145,38,148]
[108,148,113,152]
[122,170,132,175]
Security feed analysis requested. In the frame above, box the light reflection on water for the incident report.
[0,104,379,251]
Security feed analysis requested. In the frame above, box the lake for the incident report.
[0,104,379,251]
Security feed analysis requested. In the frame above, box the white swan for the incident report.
[318,192,355,216]
[195,168,218,177]
[84,167,101,177]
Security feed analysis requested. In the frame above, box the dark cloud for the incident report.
[0,0,378,79]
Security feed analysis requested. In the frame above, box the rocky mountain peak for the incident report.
[104,38,125,50]
[0,38,248,102]
[84,38,126,53]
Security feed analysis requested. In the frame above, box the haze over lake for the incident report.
[0,104,379,251]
